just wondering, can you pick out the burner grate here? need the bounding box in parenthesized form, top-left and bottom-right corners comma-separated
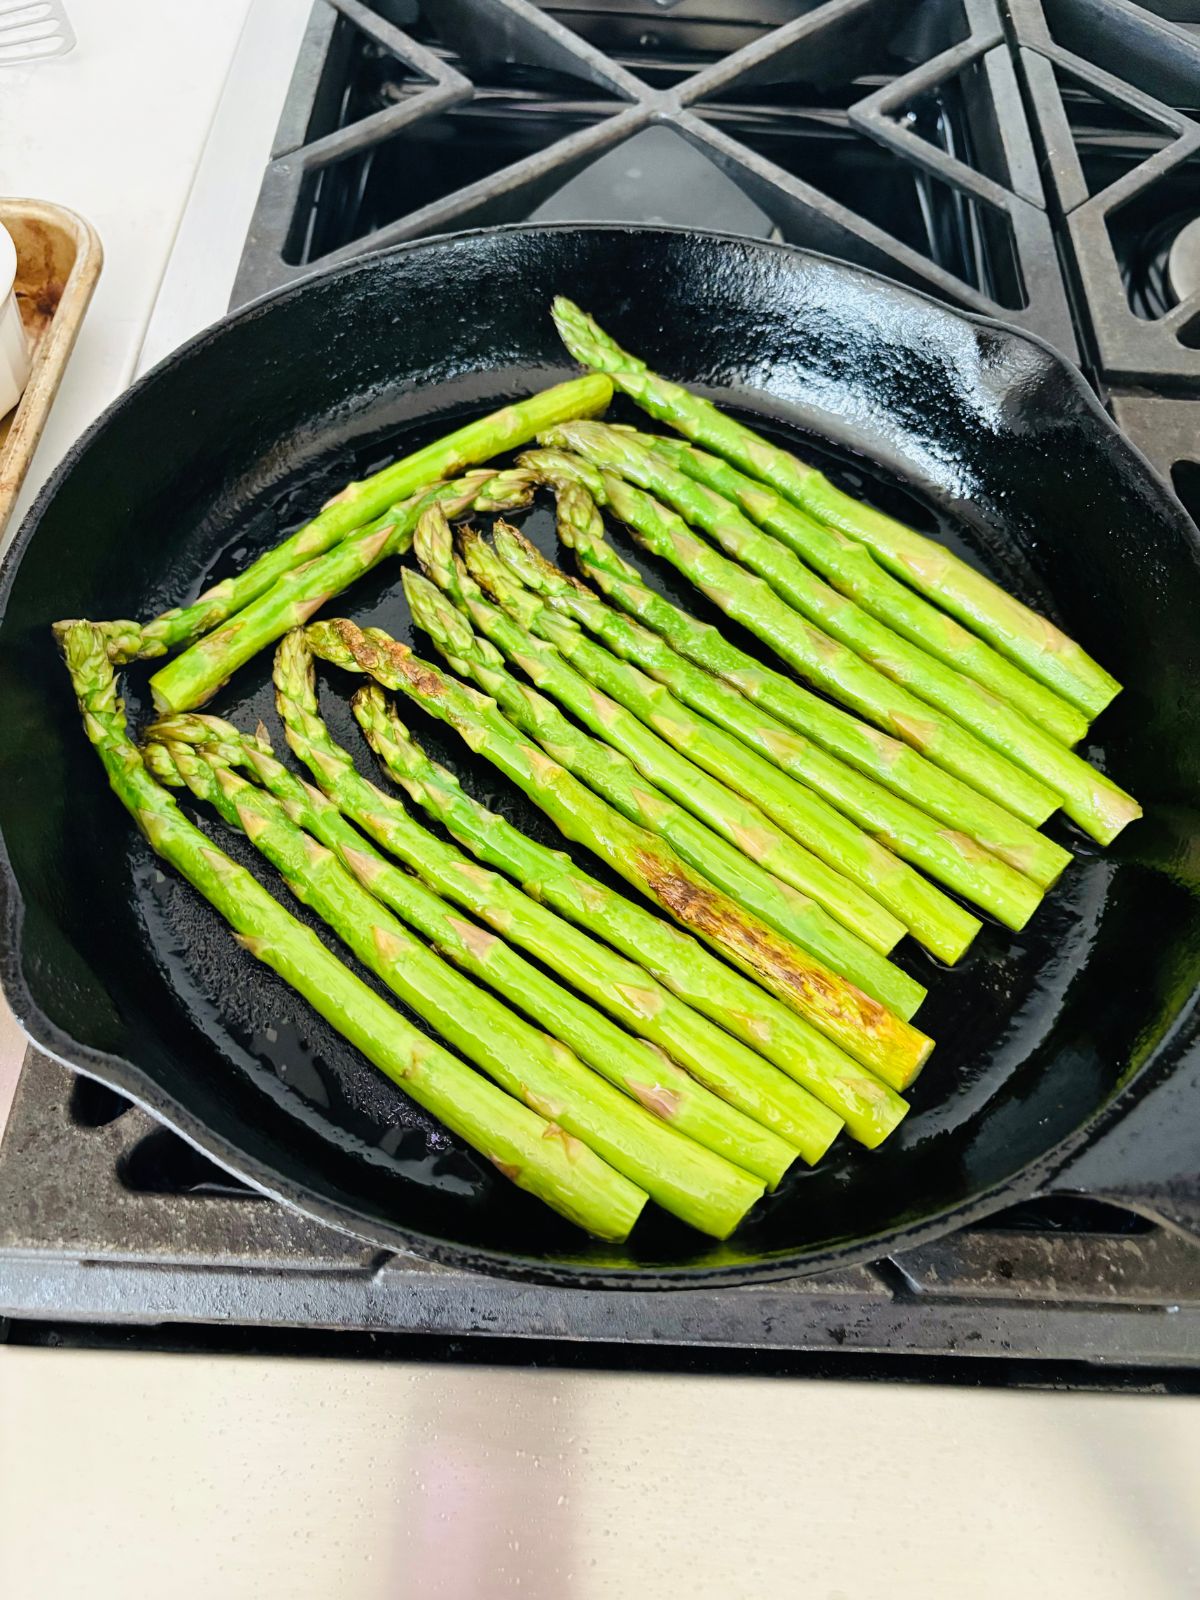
(233, 0, 1078, 355)
(1010, 0, 1200, 385)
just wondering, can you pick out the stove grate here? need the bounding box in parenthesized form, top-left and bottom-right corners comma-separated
(232, 0, 1078, 355)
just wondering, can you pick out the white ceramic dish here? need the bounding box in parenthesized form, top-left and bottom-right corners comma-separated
(0, 220, 30, 418)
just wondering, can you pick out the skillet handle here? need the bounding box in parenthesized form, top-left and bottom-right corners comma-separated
(1039, 1042, 1200, 1242)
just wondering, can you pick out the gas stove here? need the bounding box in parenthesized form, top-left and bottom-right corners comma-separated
(3, 0, 1200, 1374)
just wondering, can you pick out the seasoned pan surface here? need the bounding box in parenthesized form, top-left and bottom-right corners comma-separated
(2, 225, 1197, 1285)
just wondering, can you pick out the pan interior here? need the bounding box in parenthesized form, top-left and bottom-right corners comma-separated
(2, 227, 1198, 1279)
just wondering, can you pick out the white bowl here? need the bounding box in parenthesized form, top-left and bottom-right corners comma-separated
(0, 221, 31, 420)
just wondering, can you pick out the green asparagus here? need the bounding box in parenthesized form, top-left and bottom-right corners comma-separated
(415, 508, 918, 986)
(306, 614, 930, 1095)
(147, 470, 535, 714)
(264, 628, 838, 1166)
(148, 708, 799, 1189)
(493, 505, 1043, 934)
(349, 678, 910, 1146)
(650, 434, 1088, 746)
(526, 446, 1057, 827)
(550, 297, 1120, 718)
(54, 619, 642, 1240)
(460, 519, 924, 956)
(532, 462, 1070, 890)
(101, 374, 612, 665)
(548, 422, 1139, 847)
(147, 737, 761, 1238)
(484, 506, 986, 961)
(405, 542, 924, 1021)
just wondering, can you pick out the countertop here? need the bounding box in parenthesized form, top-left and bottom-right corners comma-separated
(2, 1349, 1199, 1599)
(0, 8, 1197, 1598)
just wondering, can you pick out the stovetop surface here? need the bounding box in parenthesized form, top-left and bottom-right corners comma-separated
(4, 0, 1200, 1369)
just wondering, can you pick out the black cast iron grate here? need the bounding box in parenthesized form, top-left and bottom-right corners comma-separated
(1008, 0, 1200, 386)
(232, 0, 1079, 355)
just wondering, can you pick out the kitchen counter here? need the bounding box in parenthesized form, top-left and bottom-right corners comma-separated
(2, 1348, 1198, 1599)
(0, 8, 1197, 1598)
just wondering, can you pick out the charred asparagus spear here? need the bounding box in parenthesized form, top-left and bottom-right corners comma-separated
(412, 513, 920, 1014)
(404, 549, 923, 1022)
(148, 708, 801, 1188)
(480, 507, 985, 961)
(101, 374, 612, 665)
(531, 460, 1070, 890)
(147, 469, 535, 714)
(550, 297, 1120, 719)
(648, 433, 1087, 746)
(146, 737, 762, 1238)
(547, 422, 1139, 846)
(492, 505, 1042, 935)
(454, 518, 921, 956)
(348, 680, 910, 1146)
(54, 619, 642, 1241)
(305, 615, 929, 1100)
(264, 630, 839, 1164)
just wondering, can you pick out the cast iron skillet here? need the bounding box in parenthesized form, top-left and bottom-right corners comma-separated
(2, 225, 1199, 1287)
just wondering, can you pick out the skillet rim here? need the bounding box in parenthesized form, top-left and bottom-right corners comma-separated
(1, 220, 1195, 1288)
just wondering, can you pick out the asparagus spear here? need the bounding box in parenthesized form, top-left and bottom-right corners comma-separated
(457, 519, 922, 957)
(482, 510, 984, 962)
(493, 507, 1043, 934)
(527, 447, 1057, 829)
(544, 425, 1065, 832)
(406, 539, 923, 1021)
(533, 461, 1070, 890)
(550, 297, 1120, 718)
(147, 736, 761, 1239)
(264, 632, 842, 1161)
(54, 619, 642, 1241)
(415, 509, 916, 987)
(306, 614, 929, 1098)
(649, 434, 1088, 746)
(147, 470, 535, 714)
(349, 679, 909, 1146)
(148, 710, 798, 1190)
(101, 374, 613, 665)
(548, 422, 1139, 847)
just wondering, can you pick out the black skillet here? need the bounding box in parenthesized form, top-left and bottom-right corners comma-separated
(2, 225, 1199, 1287)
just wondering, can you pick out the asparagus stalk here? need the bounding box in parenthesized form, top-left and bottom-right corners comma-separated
(526, 447, 1057, 829)
(548, 422, 1139, 847)
(147, 470, 535, 714)
(54, 619, 642, 1241)
(149, 709, 798, 1190)
(484, 509, 985, 961)
(101, 374, 613, 665)
(459, 519, 920, 958)
(406, 537, 923, 1022)
(260, 634, 843, 1160)
(415, 509, 916, 985)
(349, 678, 910, 1146)
(550, 297, 1120, 718)
(545, 425, 1064, 832)
(650, 434, 1088, 746)
(147, 736, 761, 1239)
(493, 507, 1043, 934)
(306, 614, 928, 1100)
(534, 462, 1071, 890)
